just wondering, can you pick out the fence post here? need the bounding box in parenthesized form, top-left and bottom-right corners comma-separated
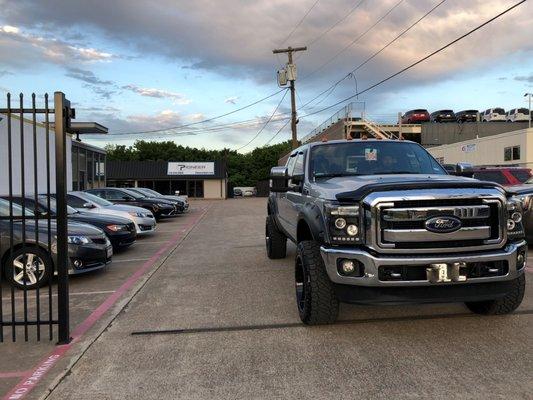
(54, 92, 70, 344)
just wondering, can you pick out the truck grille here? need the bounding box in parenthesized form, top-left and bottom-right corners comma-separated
(376, 198, 504, 253)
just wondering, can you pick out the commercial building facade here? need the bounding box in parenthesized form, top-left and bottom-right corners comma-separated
(106, 160, 227, 199)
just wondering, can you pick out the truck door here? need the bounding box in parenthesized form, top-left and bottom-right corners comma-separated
(276, 152, 297, 236)
(283, 150, 307, 241)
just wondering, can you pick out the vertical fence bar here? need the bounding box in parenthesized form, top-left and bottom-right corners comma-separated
(54, 92, 70, 344)
(7, 93, 16, 342)
(45, 94, 53, 340)
(32, 93, 41, 341)
(20, 93, 29, 341)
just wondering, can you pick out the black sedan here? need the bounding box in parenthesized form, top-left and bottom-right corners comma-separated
(455, 110, 479, 123)
(0, 198, 112, 289)
(126, 187, 187, 213)
(85, 188, 178, 220)
(7, 196, 137, 250)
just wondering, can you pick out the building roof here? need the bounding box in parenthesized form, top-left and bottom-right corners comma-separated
(107, 160, 226, 180)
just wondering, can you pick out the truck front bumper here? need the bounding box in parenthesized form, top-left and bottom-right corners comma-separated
(321, 241, 527, 304)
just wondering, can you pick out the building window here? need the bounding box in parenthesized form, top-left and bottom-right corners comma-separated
(504, 146, 520, 161)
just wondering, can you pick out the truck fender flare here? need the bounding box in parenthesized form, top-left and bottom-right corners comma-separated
(297, 202, 326, 243)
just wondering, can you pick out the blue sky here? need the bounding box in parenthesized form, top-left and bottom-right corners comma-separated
(0, 0, 532, 152)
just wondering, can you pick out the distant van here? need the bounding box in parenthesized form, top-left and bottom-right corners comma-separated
(482, 108, 506, 122)
(506, 108, 530, 122)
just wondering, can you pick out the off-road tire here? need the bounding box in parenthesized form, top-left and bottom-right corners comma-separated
(295, 241, 339, 325)
(265, 215, 286, 259)
(465, 274, 525, 315)
(4, 246, 52, 290)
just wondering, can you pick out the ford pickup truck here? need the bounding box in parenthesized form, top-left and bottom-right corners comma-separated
(266, 139, 526, 325)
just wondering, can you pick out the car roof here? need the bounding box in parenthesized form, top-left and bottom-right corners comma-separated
(293, 138, 418, 154)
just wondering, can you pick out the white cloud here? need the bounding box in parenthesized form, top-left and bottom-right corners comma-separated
(122, 84, 191, 105)
(224, 96, 239, 104)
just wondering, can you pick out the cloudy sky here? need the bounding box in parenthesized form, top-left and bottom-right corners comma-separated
(0, 0, 532, 151)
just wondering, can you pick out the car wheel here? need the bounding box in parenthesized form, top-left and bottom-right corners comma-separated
(265, 215, 287, 259)
(295, 241, 339, 325)
(3, 247, 52, 290)
(465, 274, 525, 315)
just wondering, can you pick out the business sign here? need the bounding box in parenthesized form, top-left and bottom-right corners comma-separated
(461, 144, 476, 153)
(167, 162, 215, 176)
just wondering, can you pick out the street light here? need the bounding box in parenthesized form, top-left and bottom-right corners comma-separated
(525, 93, 532, 129)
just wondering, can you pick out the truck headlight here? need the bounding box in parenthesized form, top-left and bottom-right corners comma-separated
(507, 197, 525, 239)
(324, 202, 362, 244)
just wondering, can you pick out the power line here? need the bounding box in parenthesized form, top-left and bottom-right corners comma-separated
(300, 0, 366, 50)
(279, 0, 321, 46)
(299, 0, 526, 120)
(110, 89, 285, 135)
(350, 0, 447, 75)
(301, 0, 406, 81)
(264, 119, 291, 147)
(235, 89, 289, 151)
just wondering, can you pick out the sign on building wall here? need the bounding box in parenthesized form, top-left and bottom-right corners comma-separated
(167, 162, 215, 176)
(461, 143, 476, 153)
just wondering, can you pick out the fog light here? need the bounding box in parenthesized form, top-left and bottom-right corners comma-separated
(507, 219, 516, 230)
(511, 211, 522, 223)
(346, 224, 358, 236)
(73, 259, 83, 269)
(341, 260, 355, 274)
(335, 218, 347, 229)
(517, 253, 525, 267)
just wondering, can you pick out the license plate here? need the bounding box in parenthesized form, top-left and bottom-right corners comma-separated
(106, 246, 113, 258)
(427, 263, 467, 283)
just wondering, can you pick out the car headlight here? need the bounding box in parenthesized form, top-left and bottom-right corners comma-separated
(324, 202, 362, 244)
(106, 224, 128, 232)
(67, 235, 91, 245)
(128, 211, 144, 218)
(517, 194, 532, 211)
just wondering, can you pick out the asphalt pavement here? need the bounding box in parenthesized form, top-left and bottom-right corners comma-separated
(37, 198, 532, 400)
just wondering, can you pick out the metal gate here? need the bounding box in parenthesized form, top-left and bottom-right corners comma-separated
(0, 92, 72, 343)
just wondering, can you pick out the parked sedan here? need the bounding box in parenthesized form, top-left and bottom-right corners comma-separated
(401, 109, 430, 124)
(0, 198, 112, 289)
(66, 191, 156, 235)
(7, 196, 137, 250)
(127, 188, 188, 213)
(430, 110, 456, 123)
(86, 188, 177, 220)
(455, 109, 479, 123)
(131, 187, 189, 211)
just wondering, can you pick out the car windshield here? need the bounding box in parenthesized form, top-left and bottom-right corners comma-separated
(79, 192, 114, 207)
(0, 198, 35, 217)
(141, 188, 161, 197)
(122, 189, 144, 199)
(38, 196, 78, 215)
(128, 188, 152, 197)
(310, 142, 446, 178)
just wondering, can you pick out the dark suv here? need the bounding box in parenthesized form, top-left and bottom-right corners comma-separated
(430, 109, 456, 122)
(401, 109, 430, 124)
(266, 139, 526, 325)
(86, 188, 177, 220)
(455, 110, 479, 123)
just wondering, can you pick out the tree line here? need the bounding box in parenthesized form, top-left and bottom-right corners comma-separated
(104, 140, 292, 187)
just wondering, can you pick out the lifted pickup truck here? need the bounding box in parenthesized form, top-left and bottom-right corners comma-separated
(266, 139, 526, 325)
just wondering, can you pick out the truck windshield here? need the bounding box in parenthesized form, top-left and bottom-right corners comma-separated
(310, 141, 446, 178)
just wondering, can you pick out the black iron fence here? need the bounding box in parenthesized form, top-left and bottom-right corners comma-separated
(0, 92, 71, 343)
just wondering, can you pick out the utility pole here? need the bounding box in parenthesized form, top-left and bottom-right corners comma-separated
(273, 46, 306, 149)
(525, 93, 532, 129)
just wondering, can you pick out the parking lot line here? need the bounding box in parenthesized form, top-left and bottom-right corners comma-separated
(2, 205, 211, 400)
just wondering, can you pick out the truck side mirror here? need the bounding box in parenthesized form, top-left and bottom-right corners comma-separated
(453, 163, 474, 177)
(270, 166, 289, 193)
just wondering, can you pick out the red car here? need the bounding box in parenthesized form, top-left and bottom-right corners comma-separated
(401, 109, 430, 124)
(472, 167, 532, 186)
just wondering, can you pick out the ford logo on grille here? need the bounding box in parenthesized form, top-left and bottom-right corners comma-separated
(425, 216, 462, 233)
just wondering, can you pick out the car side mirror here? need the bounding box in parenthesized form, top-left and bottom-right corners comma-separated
(452, 163, 474, 177)
(122, 196, 132, 201)
(270, 166, 289, 193)
(82, 202, 95, 209)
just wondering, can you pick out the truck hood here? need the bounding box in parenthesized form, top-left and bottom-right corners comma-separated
(309, 174, 501, 201)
